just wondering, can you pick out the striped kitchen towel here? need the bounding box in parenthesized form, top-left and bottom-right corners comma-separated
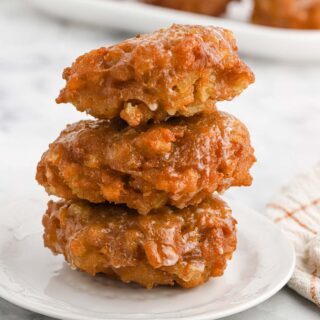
(266, 164, 320, 307)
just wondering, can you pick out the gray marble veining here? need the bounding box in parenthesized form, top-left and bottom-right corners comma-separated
(0, 0, 319, 319)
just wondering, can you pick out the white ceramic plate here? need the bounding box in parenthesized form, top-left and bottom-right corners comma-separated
(27, 0, 320, 61)
(0, 195, 295, 320)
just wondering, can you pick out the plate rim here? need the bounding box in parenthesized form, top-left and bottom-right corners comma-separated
(25, 0, 320, 62)
(0, 197, 295, 320)
(27, 0, 320, 38)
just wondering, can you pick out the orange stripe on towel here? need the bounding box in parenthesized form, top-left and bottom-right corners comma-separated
(267, 203, 317, 235)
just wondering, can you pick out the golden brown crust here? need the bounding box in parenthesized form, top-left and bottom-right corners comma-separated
(36, 111, 256, 215)
(56, 24, 254, 126)
(43, 196, 237, 288)
(143, 0, 233, 16)
(252, 0, 320, 29)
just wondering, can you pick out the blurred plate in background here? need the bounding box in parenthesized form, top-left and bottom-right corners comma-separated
(28, 0, 320, 62)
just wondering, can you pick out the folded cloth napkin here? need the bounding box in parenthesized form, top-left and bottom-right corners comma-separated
(266, 164, 320, 307)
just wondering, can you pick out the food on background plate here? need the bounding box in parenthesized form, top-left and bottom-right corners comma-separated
(56, 24, 254, 126)
(252, 0, 320, 29)
(36, 111, 255, 215)
(37, 24, 255, 289)
(142, 0, 234, 17)
(43, 195, 237, 288)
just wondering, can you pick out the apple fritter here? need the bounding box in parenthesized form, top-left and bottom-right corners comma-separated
(43, 195, 237, 288)
(36, 111, 255, 215)
(56, 24, 254, 126)
(143, 0, 233, 17)
(252, 0, 320, 29)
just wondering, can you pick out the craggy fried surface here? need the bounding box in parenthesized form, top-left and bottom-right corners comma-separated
(143, 0, 233, 16)
(56, 24, 254, 126)
(252, 0, 320, 29)
(43, 196, 237, 288)
(36, 111, 256, 215)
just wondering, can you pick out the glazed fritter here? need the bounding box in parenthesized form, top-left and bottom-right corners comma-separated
(56, 24, 254, 126)
(43, 196, 237, 288)
(252, 0, 320, 29)
(143, 0, 233, 17)
(36, 111, 255, 215)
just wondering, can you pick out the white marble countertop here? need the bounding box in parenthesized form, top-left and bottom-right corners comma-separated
(0, 0, 319, 319)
